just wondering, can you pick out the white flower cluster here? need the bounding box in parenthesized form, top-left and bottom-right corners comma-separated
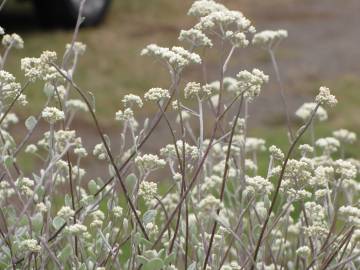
(2, 33, 24, 49)
(0, 70, 27, 106)
(315, 137, 340, 155)
(188, 0, 227, 17)
(246, 137, 266, 153)
(15, 177, 34, 196)
(184, 81, 215, 99)
(179, 28, 213, 48)
(252, 29, 288, 49)
(144, 88, 170, 102)
(139, 181, 158, 204)
(295, 102, 327, 122)
(21, 51, 61, 82)
(42, 106, 65, 124)
(315, 86, 337, 107)
(65, 223, 88, 235)
(245, 176, 273, 195)
(141, 44, 201, 71)
(122, 94, 143, 108)
(333, 129, 357, 144)
(135, 154, 166, 171)
(236, 69, 269, 101)
(225, 31, 249, 48)
(160, 140, 199, 160)
(65, 41, 87, 55)
(93, 142, 108, 160)
(19, 239, 41, 253)
(66, 99, 88, 112)
(269, 145, 284, 161)
(57, 206, 75, 220)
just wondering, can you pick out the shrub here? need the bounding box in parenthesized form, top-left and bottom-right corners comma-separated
(0, 1, 359, 269)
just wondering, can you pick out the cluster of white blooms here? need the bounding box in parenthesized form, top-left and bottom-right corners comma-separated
(269, 145, 284, 161)
(90, 210, 105, 228)
(225, 31, 249, 48)
(0, 70, 27, 106)
(0, 113, 18, 128)
(135, 154, 166, 171)
(295, 102, 328, 122)
(21, 51, 61, 82)
(245, 176, 273, 195)
(194, 9, 254, 34)
(36, 202, 48, 213)
(160, 140, 199, 160)
(57, 206, 75, 220)
(65, 223, 88, 235)
(15, 177, 34, 196)
(315, 86, 337, 107)
(145, 222, 159, 238)
(41, 106, 65, 124)
(198, 194, 222, 213)
(335, 159, 357, 180)
(296, 246, 311, 258)
(122, 94, 143, 108)
(188, 0, 227, 17)
(19, 239, 41, 253)
(25, 144, 38, 154)
(246, 137, 266, 153)
(252, 29, 288, 49)
(315, 137, 340, 155)
(66, 99, 88, 112)
(141, 44, 201, 71)
(115, 108, 134, 122)
(299, 144, 314, 156)
(184, 81, 215, 99)
(2, 33, 24, 49)
(93, 142, 108, 160)
(339, 205, 360, 224)
(236, 69, 269, 100)
(333, 129, 357, 144)
(112, 206, 123, 218)
(179, 28, 213, 48)
(139, 181, 158, 204)
(144, 88, 170, 102)
(65, 41, 87, 55)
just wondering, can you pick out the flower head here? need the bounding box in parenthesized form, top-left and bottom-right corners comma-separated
(42, 107, 64, 124)
(315, 86, 337, 107)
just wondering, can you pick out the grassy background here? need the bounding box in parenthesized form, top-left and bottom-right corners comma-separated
(2, 0, 359, 175)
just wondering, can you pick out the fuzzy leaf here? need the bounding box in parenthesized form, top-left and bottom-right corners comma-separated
(25, 116, 37, 131)
(52, 216, 65, 230)
(143, 258, 164, 270)
(143, 209, 157, 225)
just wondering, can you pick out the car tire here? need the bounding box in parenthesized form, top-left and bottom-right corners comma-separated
(33, 0, 111, 27)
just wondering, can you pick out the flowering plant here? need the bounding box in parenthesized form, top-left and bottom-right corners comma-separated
(0, 1, 358, 269)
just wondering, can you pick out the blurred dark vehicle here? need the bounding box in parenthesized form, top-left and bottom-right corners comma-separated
(31, 0, 112, 27)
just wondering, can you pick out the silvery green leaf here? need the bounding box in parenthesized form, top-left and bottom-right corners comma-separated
(136, 255, 149, 264)
(25, 116, 37, 131)
(142, 209, 157, 225)
(65, 194, 72, 207)
(88, 179, 98, 194)
(58, 244, 72, 263)
(187, 262, 196, 270)
(125, 173, 137, 193)
(164, 252, 176, 265)
(143, 258, 164, 270)
(32, 213, 43, 233)
(52, 216, 65, 230)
